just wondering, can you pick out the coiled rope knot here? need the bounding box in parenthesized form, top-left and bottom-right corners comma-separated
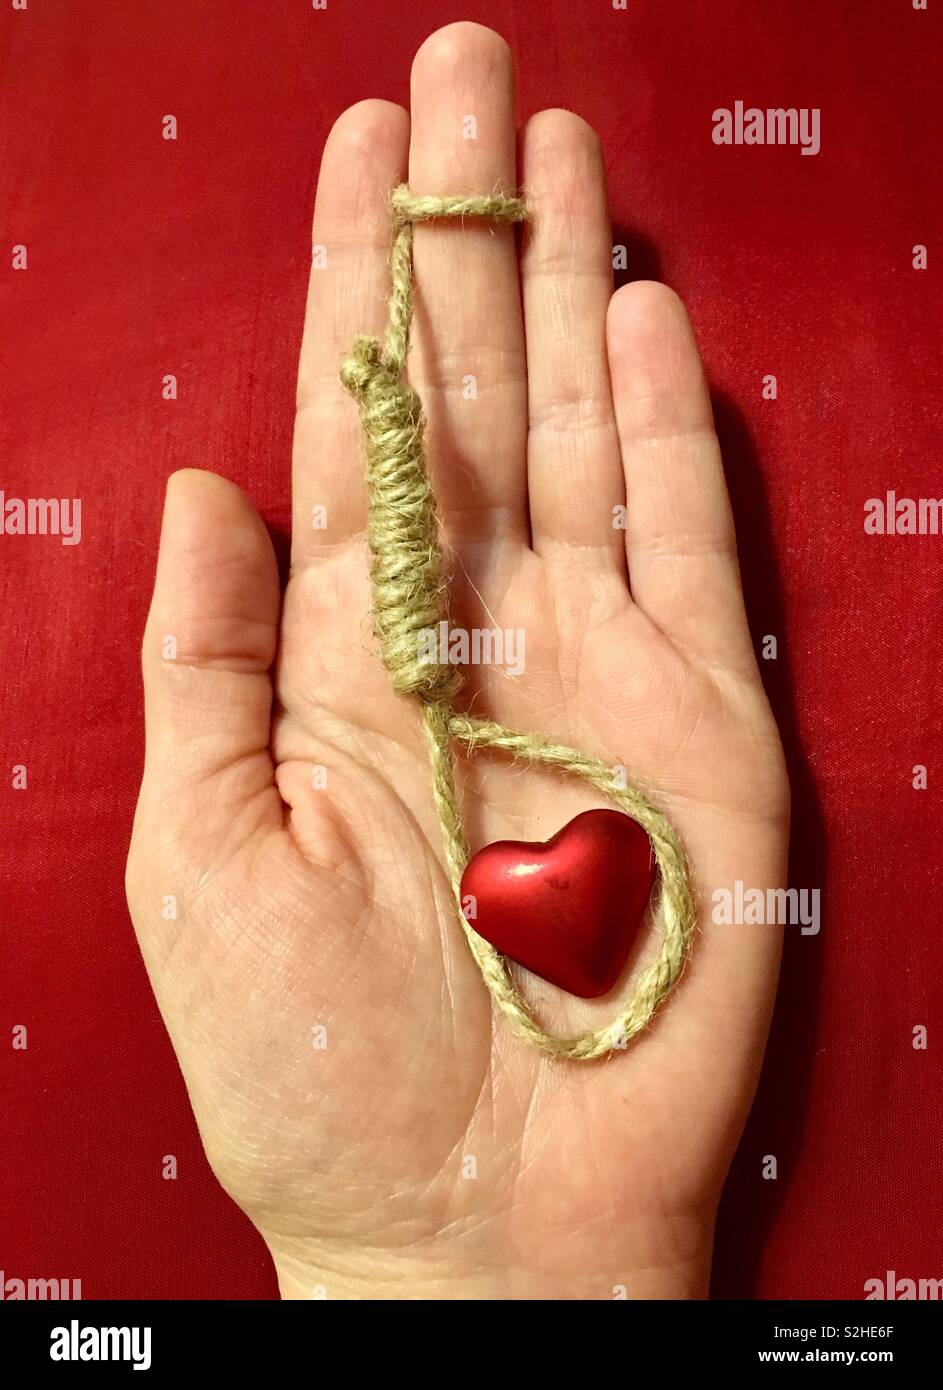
(338, 185, 697, 1060)
(338, 334, 397, 398)
(340, 325, 462, 706)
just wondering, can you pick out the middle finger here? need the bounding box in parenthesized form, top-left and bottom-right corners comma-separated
(407, 23, 529, 547)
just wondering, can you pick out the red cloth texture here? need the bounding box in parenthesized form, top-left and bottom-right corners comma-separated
(1, 1, 940, 1298)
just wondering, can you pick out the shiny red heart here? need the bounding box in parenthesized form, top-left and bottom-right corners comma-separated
(460, 808, 656, 999)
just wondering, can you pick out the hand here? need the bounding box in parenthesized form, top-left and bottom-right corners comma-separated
(126, 22, 789, 1300)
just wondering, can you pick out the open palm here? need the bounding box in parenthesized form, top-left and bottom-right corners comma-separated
(126, 23, 788, 1300)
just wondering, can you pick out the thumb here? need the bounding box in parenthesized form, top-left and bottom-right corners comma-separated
(135, 469, 282, 835)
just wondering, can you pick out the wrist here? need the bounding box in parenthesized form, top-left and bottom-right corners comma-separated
(266, 1213, 714, 1300)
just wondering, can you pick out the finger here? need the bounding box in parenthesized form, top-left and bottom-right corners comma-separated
(293, 100, 409, 565)
(408, 22, 529, 544)
(607, 282, 755, 672)
(520, 109, 625, 573)
(138, 470, 282, 829)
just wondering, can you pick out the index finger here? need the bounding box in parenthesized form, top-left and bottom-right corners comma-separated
(292, 99, 409, 567)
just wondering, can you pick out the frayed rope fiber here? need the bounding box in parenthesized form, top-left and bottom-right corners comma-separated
(340, 185, 696, 1060)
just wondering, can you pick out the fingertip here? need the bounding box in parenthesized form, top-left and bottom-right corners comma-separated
(607, 280, 692, 355)
(162, 467, 258, 530)
(607, 282, 712, 435)
(412, 21, 512, 86)
(151, 470, 280, 671)
(164, 466, 244, 505)
(522, 107, 602, 167)
(159, 469, 269, 562)
(324, 99, 409, 167)
(409, 23, 516, 181)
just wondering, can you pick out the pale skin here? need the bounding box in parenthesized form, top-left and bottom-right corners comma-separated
(126, 24, 789, 1299)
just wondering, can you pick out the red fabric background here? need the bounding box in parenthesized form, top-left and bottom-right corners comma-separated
(2, 0, 941, 1300)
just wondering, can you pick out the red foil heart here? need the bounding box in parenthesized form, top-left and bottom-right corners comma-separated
(460, 809, 656, 999)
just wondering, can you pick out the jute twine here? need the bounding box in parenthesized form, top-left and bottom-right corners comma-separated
(340, 185, 696, 1059)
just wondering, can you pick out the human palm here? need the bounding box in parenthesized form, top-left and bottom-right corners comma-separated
(127, 23, 788, 1300)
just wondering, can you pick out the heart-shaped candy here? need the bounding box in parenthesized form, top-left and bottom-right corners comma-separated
(460, 808, 656, 999)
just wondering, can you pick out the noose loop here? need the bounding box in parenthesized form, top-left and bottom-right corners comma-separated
(340, 185, 696, 1059)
